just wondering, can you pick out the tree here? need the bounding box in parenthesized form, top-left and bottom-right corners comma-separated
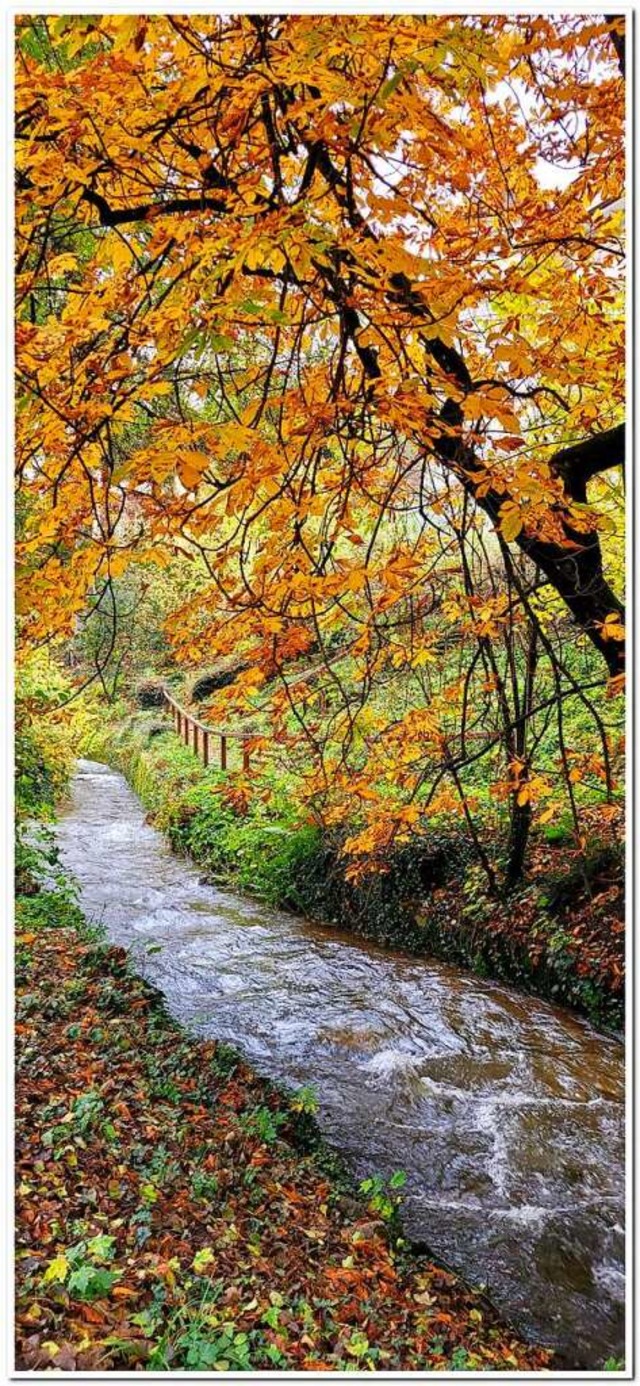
(15, 14, 625, 881)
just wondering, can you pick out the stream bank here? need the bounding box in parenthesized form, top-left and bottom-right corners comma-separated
(100, 711, 624, 1032)
(16, 859, 547, 1373)
(49, 758, 625, 1367)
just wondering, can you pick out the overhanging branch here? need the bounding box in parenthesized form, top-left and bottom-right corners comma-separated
(551, 424, 625, 501)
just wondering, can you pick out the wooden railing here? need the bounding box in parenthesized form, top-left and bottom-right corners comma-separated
(162, 689, 252, 772)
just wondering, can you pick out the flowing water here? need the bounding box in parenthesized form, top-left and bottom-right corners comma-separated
(56, 760, 625, 1367)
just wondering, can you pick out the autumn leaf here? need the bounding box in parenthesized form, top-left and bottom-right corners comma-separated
(499, 503, 524, 542)
(43, 1255, 69, 1285)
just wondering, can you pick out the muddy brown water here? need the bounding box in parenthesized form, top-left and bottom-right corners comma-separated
(56, 760, 625, 1367)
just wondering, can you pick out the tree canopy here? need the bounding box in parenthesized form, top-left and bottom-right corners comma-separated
(16, 13, 625, 878)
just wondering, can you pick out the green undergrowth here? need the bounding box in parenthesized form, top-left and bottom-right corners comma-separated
(86, 713, 467, 932)
(15, 652, 103, 897)
(16, 835, 549, 1373)
(87, 711, 623, 1032)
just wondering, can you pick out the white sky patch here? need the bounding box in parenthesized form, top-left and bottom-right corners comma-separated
(533, 158, 584, 191)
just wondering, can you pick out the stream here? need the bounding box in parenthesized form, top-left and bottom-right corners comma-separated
(56, 760, 625, 1367)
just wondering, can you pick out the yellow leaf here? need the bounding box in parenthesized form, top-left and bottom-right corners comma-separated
(48, 253, 77, 276)
(178, 452, 208, 490)
(43, 1255, 69, 1284)
(112, 15, 140, 50)
(600, 615, 625, 641)
(244, 243, 266, 272)
(500, 505, 524, 543)
(110, 238, 132, 273)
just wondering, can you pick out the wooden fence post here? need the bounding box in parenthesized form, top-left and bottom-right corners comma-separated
(161, 688, 255, 779)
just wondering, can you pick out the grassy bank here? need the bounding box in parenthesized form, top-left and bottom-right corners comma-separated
(93, 711, 623, 1033)
(15, 853, 549, 1373)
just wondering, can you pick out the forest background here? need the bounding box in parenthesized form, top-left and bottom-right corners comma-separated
(14, 11, 628, 1026)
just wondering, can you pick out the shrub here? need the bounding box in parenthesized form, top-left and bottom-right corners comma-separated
(217, 819, 324, 907)
(15, 654, 78, 821)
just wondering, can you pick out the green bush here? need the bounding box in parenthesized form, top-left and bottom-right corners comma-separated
(218, 819, 323, 906)
(15, 654, 93, 892)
